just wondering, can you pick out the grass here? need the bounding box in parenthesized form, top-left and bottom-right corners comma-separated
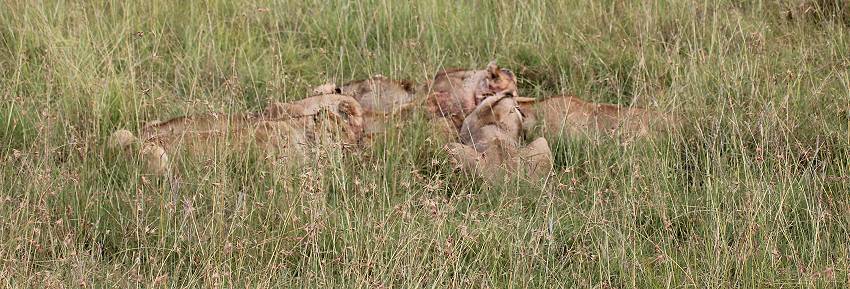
(1, 0, 849, 287)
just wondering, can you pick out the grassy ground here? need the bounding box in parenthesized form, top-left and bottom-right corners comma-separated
(1, 0, 849, 287)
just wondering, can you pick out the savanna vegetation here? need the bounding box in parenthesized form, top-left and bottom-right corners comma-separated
(1, 0, 849, 287)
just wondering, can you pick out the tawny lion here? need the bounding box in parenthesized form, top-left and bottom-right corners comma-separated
(445, 137, 553, 184)
(109, 92, 365, 175)
(445, 92, 553, 184)
(319, 75, 419, 136)
(523, 95, 676, 142)
(425, 61, 518, 130)
(312, 61, 517, 144)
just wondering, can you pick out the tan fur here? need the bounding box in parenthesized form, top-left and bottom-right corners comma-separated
(140, 143, 170, 175)
(336, 75, 417, 114)
(313, 75, 419, 138)
(458, 93, 525, 152)
(528, 95, 674, 141)
(262, 93, 365, 143)
(446, 137, 552, 184)
(424, 61, 518, 129)
(110, 93, 364, 174)
(446, 90, 552, 184)
(309, 63, 518, 145)
(108, 129, 136, 149)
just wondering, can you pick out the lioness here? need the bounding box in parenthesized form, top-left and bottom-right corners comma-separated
(446, 137, 553, 184)
(425, 61, 518, 129)
(458, 92, 526, 152)
(109, 93, 365, 174)
(446, 92, 553, 183)
(262, 93, 365, 143)
(335, 75, 417, 114)
(310, 62, 517, 143)
(523, 95, 674, 141)
(318, 75, 419, 136)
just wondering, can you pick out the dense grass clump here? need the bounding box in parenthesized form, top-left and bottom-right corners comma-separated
(1, 0, 848, 287)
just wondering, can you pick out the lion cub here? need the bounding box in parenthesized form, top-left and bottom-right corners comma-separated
(109, 93, 365, 175)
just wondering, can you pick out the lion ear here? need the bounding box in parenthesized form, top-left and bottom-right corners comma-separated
(486, 60, 500, 78)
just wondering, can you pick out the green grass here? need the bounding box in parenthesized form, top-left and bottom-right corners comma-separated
(1, 0, 849, 287)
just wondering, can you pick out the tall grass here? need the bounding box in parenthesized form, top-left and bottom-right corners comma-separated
(1, 0, 848, 287)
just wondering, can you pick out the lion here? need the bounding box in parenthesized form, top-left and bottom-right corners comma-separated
(319, 75, 419, 137)
(109, 93, 365, 175)
(457, 92, 526, 152)
(522, 95, 675, 142)
(261, 93, 365, 143)
(311, 62, 516, 144)
(445, 137, 553, 184)
(425, 61, 518, 130)
(334, 75, 417, 114)
(303, 61, 518, 145)
(445, 92, 553, 183)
